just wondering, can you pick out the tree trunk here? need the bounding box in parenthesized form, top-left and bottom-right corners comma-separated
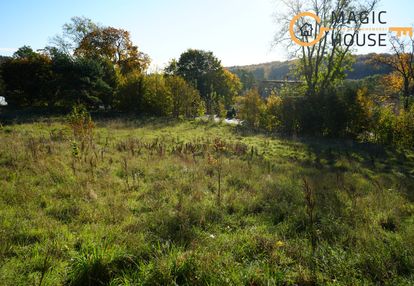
(403, 78, 410, 110)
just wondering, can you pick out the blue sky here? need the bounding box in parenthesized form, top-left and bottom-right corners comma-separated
(0, 0, 412, 68)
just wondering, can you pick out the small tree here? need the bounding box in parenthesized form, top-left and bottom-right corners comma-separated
(116, 73, 144, 112)
(263, 94, 283, 132)
(372, 34, 414, 110)
(236, 89, 265, 128)
(165, 76, 205, 118)
(141, 74, 172, 116)
(67, 104, 95, 155)
(75, 27, 150, 75)
(165, 49, 241, 114)
(274, 0, 379, 96)
(51, 16, 99, 55)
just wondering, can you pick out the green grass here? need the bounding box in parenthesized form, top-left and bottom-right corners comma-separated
(0, 117, 413, 285)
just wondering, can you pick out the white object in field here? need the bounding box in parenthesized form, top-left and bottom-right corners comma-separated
(196, 115, 241, 125)
(0, 96, 7, 106)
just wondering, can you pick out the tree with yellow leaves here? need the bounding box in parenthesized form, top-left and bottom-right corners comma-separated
(235, 89, 265, 128)
(372, 34, 414, 109)
(75, 27, 150, 75)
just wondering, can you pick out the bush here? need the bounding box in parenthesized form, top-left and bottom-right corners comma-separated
(67, 104, 94, 153)
(141, 74, 173, 116)
(268, 95, 301, 134)
(260, 85, 373, 137)
(117, 73, 182, 117)
(393, 106, 414, 148)
(373, 106, 395, 145)
(235, 89, 265, 128)
(260, 94, 282, 132)
(116, 73, 144, 112)
(373, 104, 414, 148)
(165, 75, 205, 118)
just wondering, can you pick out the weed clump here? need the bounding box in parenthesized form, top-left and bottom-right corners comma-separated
(67, 104, 95, 155)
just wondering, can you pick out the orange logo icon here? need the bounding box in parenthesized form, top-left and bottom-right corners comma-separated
(289, 12, 330, 47)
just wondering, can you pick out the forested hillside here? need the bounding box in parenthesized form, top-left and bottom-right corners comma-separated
(228, 54, 393, 81)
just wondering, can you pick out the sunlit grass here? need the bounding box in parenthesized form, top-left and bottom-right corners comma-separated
(0, 118, 413, 285)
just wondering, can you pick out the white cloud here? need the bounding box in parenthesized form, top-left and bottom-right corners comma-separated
(0, 48, 17, 55)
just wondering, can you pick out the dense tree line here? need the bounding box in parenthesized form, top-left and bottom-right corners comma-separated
(0, 17, 241, 118)
(0, 56, 7, 98)
(1, 13, 413, 148)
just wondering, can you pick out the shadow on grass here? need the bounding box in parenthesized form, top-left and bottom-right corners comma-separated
(0, 107, 185, 129)
(0, 107, 70, 125)
(233, 125, 414, 197)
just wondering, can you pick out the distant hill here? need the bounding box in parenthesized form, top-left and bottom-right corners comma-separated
(227, 54, 393, 81)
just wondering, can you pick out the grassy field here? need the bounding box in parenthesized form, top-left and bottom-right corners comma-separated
(0, 117, 413, 285)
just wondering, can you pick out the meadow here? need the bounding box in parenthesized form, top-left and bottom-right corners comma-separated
(0, 116, 413, 285)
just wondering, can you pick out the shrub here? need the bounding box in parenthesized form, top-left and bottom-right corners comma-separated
(262, 85, 373, 137)
(117, 73, 184, 117)
(347, 87, 374, 137)
(67, 104, 94, 153)
(141, 74, 173, 116)
(261, 94, 282, 132)
(235, 89, 265, 128)
(210, 94, 227, 118)
(165, 75, 205, 118)
(115, 73, 144, 112)
(265, 94, 305, 134)
(373, 106, 395, 145)
(393, 105, 414, 148)
(373, 104, 414, 148)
